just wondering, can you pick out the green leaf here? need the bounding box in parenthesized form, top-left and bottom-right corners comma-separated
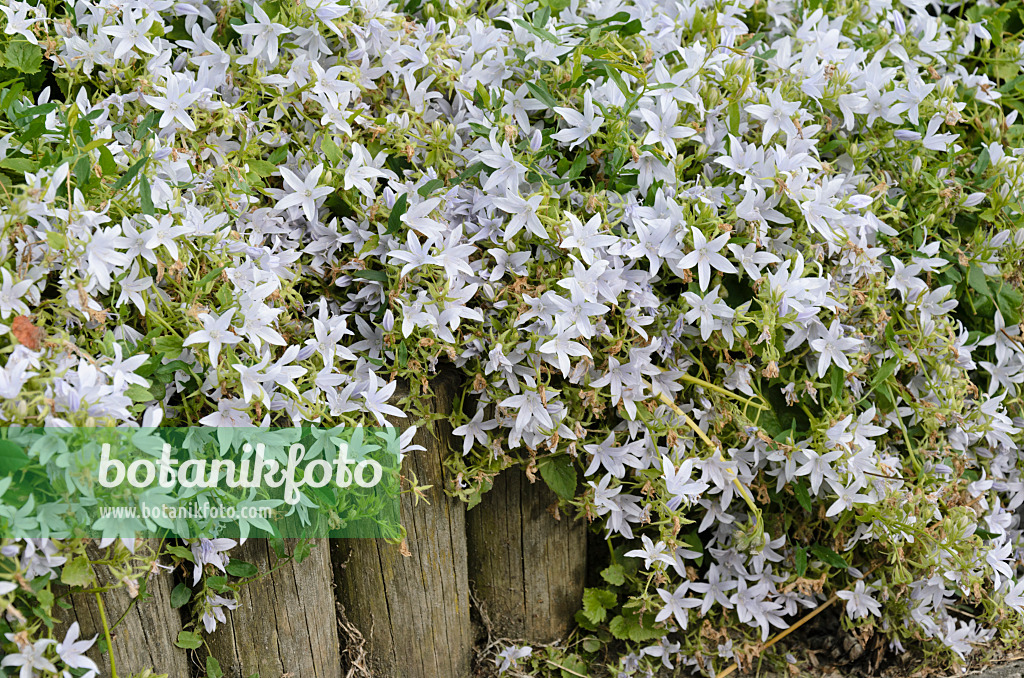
(600, 563, 625, 586)
(74, 155, 92, 188)
(793, 481, 812, 513)
(0, 158, 36, 173)
(386, 192, 409, 236)
(170, 583, 192, 609)
(321, 136, 343, 165)
(36, 587, 53, 610)
(166, 545, 194, 562)
(608, 611, 666, 642)
(565, 153, 587, 180)
(139, 175, 154, 215)
(614, 18, 641, 35)
(581, 588, 616, 624)
(60, 556, 94, 587)
(537, 455, 577, 500)
(830, 365, 843, 402)
(125, 383, 155, 402)
(293, 539, 313, 564)
(267, 146, 288, 164)
(247, 159, 277, 177)
(557, 654, 588, 678)
(525, 81, 557, 109)
(451, 161, 484, 185)
(0, 440, 29, 475)
(810, 544, 848, 570)
(196, 266, 226, 288)
(206, 656, 224, 678)
(350, 269, 388, 283)
(418, 179, 445, 197)
(46, 232, 66, 250)
(870, 357, 900, 392)
(967, 263, 992, 296)
(153, 335, 184, 355)
(513, 17, 558, 43)
(112, 157, 147, 192)
(794, 546, 807, 577)
(174, 631, 203, 650)
(996, 284, 1023, 324)
(2, 40, 42, 75)
(206, 575, 229, 592)
(225, 560, 258, 578)
(97, 146, 116, 175)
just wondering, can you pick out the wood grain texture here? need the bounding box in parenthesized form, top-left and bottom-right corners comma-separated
(332, 372, 473, 678)
(466, 466, 586, 643)
(204, 537, 342, 678)
(52, 541, 191, 678)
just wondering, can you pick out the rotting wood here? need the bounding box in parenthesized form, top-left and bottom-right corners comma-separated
(466, 466, 586, 643)
(52, 540, 190, 678)
(332, 371, 473, 678)
(204, 538, 342, 678)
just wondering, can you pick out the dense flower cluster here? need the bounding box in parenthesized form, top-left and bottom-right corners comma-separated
(0, 0, 1023, 673)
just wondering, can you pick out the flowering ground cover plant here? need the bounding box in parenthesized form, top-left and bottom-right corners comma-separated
(0, 0, 1023, 673)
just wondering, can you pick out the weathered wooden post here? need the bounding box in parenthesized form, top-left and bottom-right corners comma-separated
(53, 540, 191, 678)
(205, 538, 342, 678)
(331, 372, 473, 677)
(466, 467, 587, 643)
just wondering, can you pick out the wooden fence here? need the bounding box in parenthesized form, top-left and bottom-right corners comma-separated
(54, 376, 588, 678)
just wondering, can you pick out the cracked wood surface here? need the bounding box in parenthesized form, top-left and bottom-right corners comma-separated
(466, 465, 586, 643)
(332, 372, 473, 677)
(204, 537, 342, 678)
(52, 540, 190, 678)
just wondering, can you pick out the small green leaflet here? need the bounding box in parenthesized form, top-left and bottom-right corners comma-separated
(600, 563, 625, 586)
(794, 546, 808, 576)
(566, 153, 587, 180)
(350, 269, 388, 283)
(967, 263, 992, 296)
(810, 544, 848, 570)
(247, 159, 277, 177)
(386, 192, 409, 236)
(60, 555, 94, 587)
(226, 560, 258, 578)
(538, 455, 577, 500)
(321, 135, 343, 165)
(514, 18, 558, 43)
(793, 481, 812, 513)
(175, 631, 203, 650)
(139, 175, 154, 215)
(581, 588, 617, 624)
(525, 81, 558, 109)
(112, 157, 147, 192)
(870, 357, 900, 392)
(170, 583, 192, 608)
(418, 179, 445, 197)
(2, 40, 42, 75)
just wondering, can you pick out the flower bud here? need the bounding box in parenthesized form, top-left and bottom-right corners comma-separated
(529, 129, 543, 153)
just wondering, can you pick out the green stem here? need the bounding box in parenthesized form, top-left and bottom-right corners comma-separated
(676, 371, 768, 410)
(95, 592, 118, 678)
